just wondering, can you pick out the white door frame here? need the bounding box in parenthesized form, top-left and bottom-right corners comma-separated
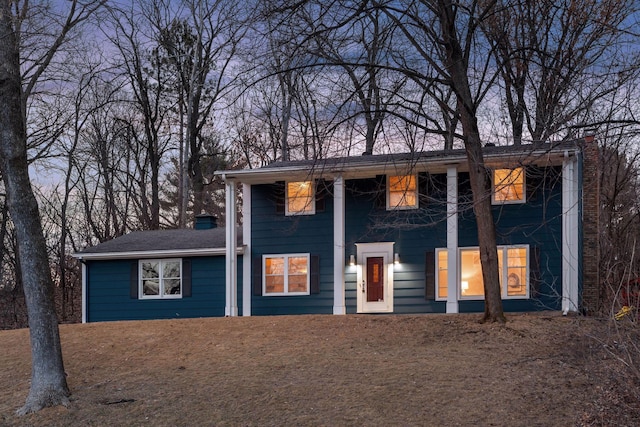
(355, 242, 395, 313)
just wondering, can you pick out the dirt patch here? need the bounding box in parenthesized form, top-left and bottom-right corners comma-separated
(0, 313, 638, 426)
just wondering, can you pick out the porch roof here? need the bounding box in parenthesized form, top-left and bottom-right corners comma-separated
(215, 140, 581, 185)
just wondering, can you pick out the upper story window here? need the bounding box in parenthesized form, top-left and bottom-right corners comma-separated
(263, 254, 310, 295)
(387, 174, 418, 210)
(492, 167, 525, 204)
(286, 181, 315, 215)
(140, 259, 182, 299)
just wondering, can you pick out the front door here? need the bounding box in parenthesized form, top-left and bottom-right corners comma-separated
(366, 257, 384, 302)
(356, 242, 395, 313)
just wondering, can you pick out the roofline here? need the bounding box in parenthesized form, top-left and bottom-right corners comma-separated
(73, 247, 244, 260)
(215, 143, 579, 185)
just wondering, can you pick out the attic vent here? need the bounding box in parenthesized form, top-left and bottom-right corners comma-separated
(195, 213, 217, 230)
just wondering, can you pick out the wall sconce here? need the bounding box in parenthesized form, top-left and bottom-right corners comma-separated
(349, 254, 356, 266)
(394, 253, 400, 264)
(461, 281, 469, 291)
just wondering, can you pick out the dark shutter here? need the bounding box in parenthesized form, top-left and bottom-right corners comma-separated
(525, 166, 537, 202)
(182, 258, 192, 297)
(275, 182, 285, 214)
(425, 251, 435, 300)
(418, 173, 429, 208)
(310, 255, 320, 294)
(374, 175, 386, 209)
(315, 180, 326, 213)
(130, 261, 139, 299)
(530, 246, 541, 298)
(253, 256, 263, 296)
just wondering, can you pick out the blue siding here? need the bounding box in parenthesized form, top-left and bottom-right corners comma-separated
(457, 167, 564, 312)
(251, 182, 334, 315)
(344, 174, 449, 314)
(250, 167, 565, 315)
(86, 256, 243, 322)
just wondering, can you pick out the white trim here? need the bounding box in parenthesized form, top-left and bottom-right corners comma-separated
(446, 166, 459, 313)
(225, 180, 238, 316)
(81, 262, 87, 323)
(138, 259, 183, 299)
(333, 176, 346, 314)
(491, 167, 527, 205)
(562, 155, 580, 314)
(242, 183, 252, 316)
(262, 253, 311, 296)
(73, 247, 234, 261)
(285, 180, 316, 216)
(355, 242, 394, 313)
(386, 174, 418, 210)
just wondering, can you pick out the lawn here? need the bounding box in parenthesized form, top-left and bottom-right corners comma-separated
(1, 313, 638, 426)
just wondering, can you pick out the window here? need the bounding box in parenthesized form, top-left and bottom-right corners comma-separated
(435, 246, 529, 300)
(140, 259, 182, 299)
(387, 174, 418, 210)
(493, 168, 525, 203)
(263, 254, 310, 295)
(286, 181, 315, 215)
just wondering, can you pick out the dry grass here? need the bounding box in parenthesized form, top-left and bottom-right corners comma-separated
(1, 313, 638, 426)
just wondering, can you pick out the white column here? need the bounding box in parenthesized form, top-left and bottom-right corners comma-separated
(242, 183, 252, 316)
(333, 176, 346, 314)
(81, 262, 87, 323)
(225, 179, 238, 316)
(562, 155, 579, 314)
(446, 166, 459, 314)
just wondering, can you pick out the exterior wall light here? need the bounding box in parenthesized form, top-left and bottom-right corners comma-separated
(394, 253, 400, 264)
(349, 254, 356, 266)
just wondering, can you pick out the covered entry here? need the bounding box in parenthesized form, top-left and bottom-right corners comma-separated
(355, 242, 394, 313)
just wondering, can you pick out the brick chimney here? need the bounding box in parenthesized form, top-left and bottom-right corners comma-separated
(194, 213, 217, 230)
(580, 135, 601, 314)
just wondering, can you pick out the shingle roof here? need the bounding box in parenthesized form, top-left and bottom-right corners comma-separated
(76, 227, 242, 256)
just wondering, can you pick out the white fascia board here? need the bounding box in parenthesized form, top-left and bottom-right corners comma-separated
(73, 247, 244, 261)
(215, 148, 572, 185)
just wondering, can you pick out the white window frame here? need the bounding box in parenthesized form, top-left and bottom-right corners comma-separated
(262, 253, 311, 296)
(139, 259, 182, 300)
(386, 174, 418, 210)
(435, 245, 530, 301)
(492, 167, 526, 205)
(285, 181, 316, 216)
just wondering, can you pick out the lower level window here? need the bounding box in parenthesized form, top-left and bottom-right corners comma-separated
(436, 246, 529, 300)
(263, 254, 310, 295)
(140, 259, 182, 299)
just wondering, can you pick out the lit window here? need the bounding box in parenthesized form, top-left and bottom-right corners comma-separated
(263, 254, 310, 295)
(387, 175, 418, 209)
(140, 259, 182, 299)
(436, 249, 448, 300)
(493, 168, 525, 203)
(435, 246, 529, 300)
(286, 181, 315, 215)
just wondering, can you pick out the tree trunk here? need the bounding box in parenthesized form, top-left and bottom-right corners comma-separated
(435, 0, 505, 323)
(0, 4, 70, 414)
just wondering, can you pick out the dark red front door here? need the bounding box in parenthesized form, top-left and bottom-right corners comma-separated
(366, 257, 384, 302)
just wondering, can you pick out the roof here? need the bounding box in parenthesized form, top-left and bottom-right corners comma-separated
(215, 140, 583, 185)
(73, 227, 243, 260)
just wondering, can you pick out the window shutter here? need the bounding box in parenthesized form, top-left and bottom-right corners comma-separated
(310, 255, 320, 294)
(425, 251, 435, 300)
(530, 246, 541, 298)
(130, 261, 139, 299)
(253, 256, 263, 296)
(525, 167, 537, 202)
(182, 258, 192, 297)
(419, 173, 429, 208)
(315, 180, 326, 213)
(374, 175, 386, 209)
(275, 182, 285, 214)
